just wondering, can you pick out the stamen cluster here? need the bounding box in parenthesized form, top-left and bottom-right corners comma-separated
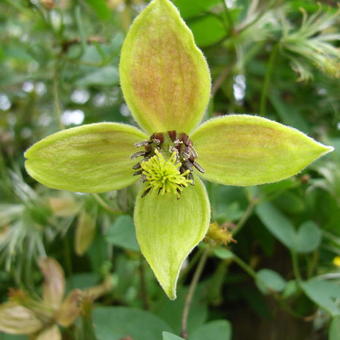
(131, 131, 204, 197)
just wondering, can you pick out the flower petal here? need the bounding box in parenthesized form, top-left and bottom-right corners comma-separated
(120, 0, 211, 133)
(36, 325, 62, 340)
(191, 114, 333, 186)
(0, 302, 43, 334)
(39, 257, 65, 309)
(134, 178, 210, 299)
(25, 123, 147, 193)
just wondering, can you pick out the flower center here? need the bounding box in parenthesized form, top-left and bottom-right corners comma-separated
(131, 131, 204, 198)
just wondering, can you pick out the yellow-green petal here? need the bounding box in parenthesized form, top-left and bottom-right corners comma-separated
(134, 178, 210, 299)
(25, 123, 147, 193)
(191, 114, 333, 186)
(120, 0, 211, 134)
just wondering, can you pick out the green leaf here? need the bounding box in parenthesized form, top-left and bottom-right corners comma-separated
(25, 123, 147, 193)
(173, 0, 220, 18)
(120, 0, 211, 133)
(295, 221, 322, 253)
(84, 0, 111, 20)
(329, 316, 340, 340)
(162, 332, 185, 340)
(93, 307, 172, 340)
(256, 269, 287, 295)
(134, 178, 210, 299)
(213, 247, 234, 260)
(105, 215, 139, 251)
(256, 202, 296, 249)
(76, 66, 119, 87)
(301, 279, 340, 317)
(190, 320, 232, 340)
(189, 15, 227, 47)
(191, 115, 333, 186)
(257, 203, 322, 253)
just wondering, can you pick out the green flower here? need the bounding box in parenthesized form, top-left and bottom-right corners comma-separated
(24, 0, 333, 299)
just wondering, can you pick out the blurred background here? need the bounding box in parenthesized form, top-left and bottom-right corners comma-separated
(0, 0, 339, 339)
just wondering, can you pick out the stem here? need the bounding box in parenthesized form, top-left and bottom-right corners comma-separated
(179, 248, 203, 284)
(291, 250, 302, 283)
(181, 248, 209, 339)
(53, 61, 64, 130)
(232, 199, 257, 236)
(139, 256, 150, 310)
(92, 193, 122, 216)
(232, 254, 257, 280)
(259, 43, 279, 115)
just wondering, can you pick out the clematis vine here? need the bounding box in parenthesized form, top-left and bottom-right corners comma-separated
(25, 0, 333, 299)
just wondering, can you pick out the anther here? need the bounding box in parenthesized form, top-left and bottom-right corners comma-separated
(168, 130, 177, 142)
(132, 163, 141, 170)
(193, 161, 205, 173)
(131, 151, 145, 159)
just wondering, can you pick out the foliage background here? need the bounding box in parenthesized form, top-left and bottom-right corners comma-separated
(0, 0, 339, 339)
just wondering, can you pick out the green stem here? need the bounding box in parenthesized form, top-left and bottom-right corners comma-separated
(259, 43, 279, 115)
(232, 254, 257, 280)
(53, 61, 64, 130)
(291, 250, 302, 283)
(181, 248, 209, 339)
(92, 193, 122, 216)
(232, 199, 257, 236)
(139, 256, 150, 310)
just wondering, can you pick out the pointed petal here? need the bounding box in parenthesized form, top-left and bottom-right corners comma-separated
(38, 257, 65, 309)
(25, 123, 147, 193)
(120, 0, 211, 133)
(56, 290, 82, 327)
(134, 178, 210, 299)
(75, 210, 96, 256)
(191, 115, 333, 186)
(0, 302, 43, 334)
(36, 325, 62, 340)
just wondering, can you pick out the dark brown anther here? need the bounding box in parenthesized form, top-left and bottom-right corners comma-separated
(152, 132, 164, 145)
(168, 130, 177, 142)
(132, 163, 141, 170)
(135, 140, 150, 147)
(131, 151, 145, 159)
(133, 170, 143, 176)
(141, 187, 152, 198)
(179, 133, 190, 145)
(193, 161, 205, 173)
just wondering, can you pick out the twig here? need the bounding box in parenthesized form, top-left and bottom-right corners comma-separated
(180, 248, 210, 339)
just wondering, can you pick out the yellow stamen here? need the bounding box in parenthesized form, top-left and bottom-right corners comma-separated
(141, 149, 192, 197)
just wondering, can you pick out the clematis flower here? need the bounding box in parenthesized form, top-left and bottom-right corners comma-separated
(24, 0, 333, 299)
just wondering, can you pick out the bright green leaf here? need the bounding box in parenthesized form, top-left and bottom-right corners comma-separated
(105, 215, 139, 251)
(173, 0, 220, 18)
(191, 115, 333, 186)
(25, 123, 147, 193)
(190, 320, 232, 340)
(134, 178, 210, 299)
(189, 15, 227, 47)
(84, 0, 111, 20)
(93, 307, 172, 340)
(120, 0, 211, 133)
(162, 332, 185, 340)
(301, 279, 340, 317)
(256, 269, 287, 295)
(329, 316, 340, 340)
(295, 221, 322, 253)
